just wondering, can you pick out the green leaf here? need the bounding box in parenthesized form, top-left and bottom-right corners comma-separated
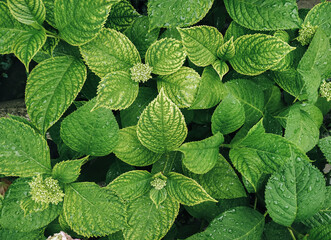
(157, 67, 201, 108)
(217, 36, 235, 60)
(113, 126, 162, 167)
(148, 0, 214, 29)
(262, 221, 292, 240)
(308, 225, 331, 240)
(106, 158, 135, 184)
(211, 93, 245, 135)
(80, 28, 140, 78)
(94, 71, 139, 110)
(149, 188, 167, 207)
(64, 182, 126, 237)
(224, 0, 301, 31)
(0, 118, 51, 177)
(190, 66, 224, 110)
(178, 26, 223, 67)
(123, 194, 179, 240)
(52, 157, 88, 183)
(8, 0, 46, 26)
(212, 60, 229, 80)
(19, 196, 48, 216)
(265, 158, 326, 226)
(186, 206, 264, 240)
(180, 133, 224, 174)
(54, 0, 117, 45)
(25, 56, 87, 135)
(43, 0, 56, 27)
(0, 178, 61, 231)
(145, 38, 186, 75)
(304, 2, 331, 38)
(166, 172, 216, 206)
(60, 98, 119, 156)
(0, 229, 44, 240)
(13, 28, 46, 71)
(229, 34, 295, 75)
(224, 21, 256, 42)
(137, 88, 188, 153)
(319, 137, 331, 164)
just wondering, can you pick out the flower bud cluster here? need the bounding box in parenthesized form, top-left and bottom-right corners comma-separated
(130, 62, 153, 83)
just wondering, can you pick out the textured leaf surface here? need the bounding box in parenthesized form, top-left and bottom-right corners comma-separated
(114, 126, 162, 166)
(308, 224, 331, 240)
(0, 178, 61, 231)
(148, 0, 213, 28)
(178, 26, 223, 67)
(224, 21, 256, 42)
(0, 229, 44, 240)
(95, 71, 139, 110)
(54, 0, 116, 45)
(212, 60, 229, 80)
(149, 188, 167, 207)
(180, 133, 224, 174)
(319, 137, 331, 164)
(43, 0, 55, 27)
(26, 56, 86, 134)
(0, 118, 51, 177)
(124, 194, 179, 240)
(146, 38, 186, 75)
(229, 34, 295, 75)
(80, 28, 140, 78)
(8, 0, 45, 26)
(265, 158, 326, 226)
(212, 93, 245, 135)
(187, 206, 264, 240)
(224, 0, 301, 30)
(304, 2, 331, 38)
(217, 37, 235, 60)
(137, 89, 187, 153)
(52, 157, 87, 183)
(64, 182, 126, 237)
(60, 99, 119, 156)
(167, 172, 216, 206)
(108, 170, 152, 201)
(263, 221, 292, 240)
(157, 67, 200, 108)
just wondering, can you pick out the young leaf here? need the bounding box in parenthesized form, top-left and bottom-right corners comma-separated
(0, 118, 51, 177)
(94, 71, 139, 110)
(124, 194, 179, 240)
(145, 38, 186, 75)
(178, 26, 223, 67)
(187, 206, 265, 240)
(54, 0, 116, 46)
(265, 158, 326, 226)
(166, 172, 216, 206)
(52, 157, 88, 183)
(319, 137, 331, 164)
(304, 2, 331, 38)
(25, 56, 87, 135)
(224, 0, 301, 30)
(229, 34, 295, 75)
(80, 28, 141, 78)
(217, 36, 235, 60)
(148, 0, 214, 29)
(7, 0, 46, 26)
(60, 99, 119, 156)
(180, 133, 224, 174)
(211, 93, 245, 135)
(137, 88, 188, 153)
(108, 170, 152, 201)
(113, 126, 162, 167)
(212, 60, 229, 80)
(150, 188, 167, 207)
(157, 67, 201, 108)
(64, 182, 126, 237)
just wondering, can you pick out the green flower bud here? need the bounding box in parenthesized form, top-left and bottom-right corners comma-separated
(296, 22, 318, 46)
(320, 80, 331, 102)
(150, 178, 167, 190)
(130, 62, 153, 83)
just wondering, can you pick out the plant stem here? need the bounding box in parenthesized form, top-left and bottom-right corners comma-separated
(162, 152, 176, 175)
(254, 196, 258, 209)
(288, 228, 297, 240)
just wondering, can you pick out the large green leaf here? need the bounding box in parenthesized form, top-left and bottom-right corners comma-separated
(319, 137, 331, 164)
(145, 38, 186, 75)
(113, 126, 162, 166)
(108, 170, 152, 201)
(186, 206, 264, 240)
(123, 194, 179, 240)
(224, 0, 301, 31)
(0, 178, 61, 231)
(0, 229, 44, 240)
(265, 158, 326, 226)
(43, 0, 56, 27)
(60, 99, 119, 156)
(180, 133, 224, 174)
(80, 28, 140, 78)
(157, 67, 201, 108)
(166, 172, 216, 206)
(178, 26, 223, 67)
(262, 221, 292, 240)
(54, 0, 117, 45)
(7, 0, 45, 26)
(304, 2, 331, 38)
(308, 225, 331, 240)
(52, 157, 88, 183)
(137, 88, 188, 153)
(25, 56, 87, 135)
(229, 34, 295, 75)
(211, 93, 245, 135)
(64, 182, 126, 237)
(0, 118, 51, 177)
(94, 71, 139, 110)
(148, 0, 214, 29)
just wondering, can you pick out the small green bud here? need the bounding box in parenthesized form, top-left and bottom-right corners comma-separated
(130, 62, 153, 83)
(296, 22, 318, 46)
(217, 37, 235, 60)
(29, 175, 65, 205)
(150, 178, 167, 190)
(320, 80, 331, 101)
